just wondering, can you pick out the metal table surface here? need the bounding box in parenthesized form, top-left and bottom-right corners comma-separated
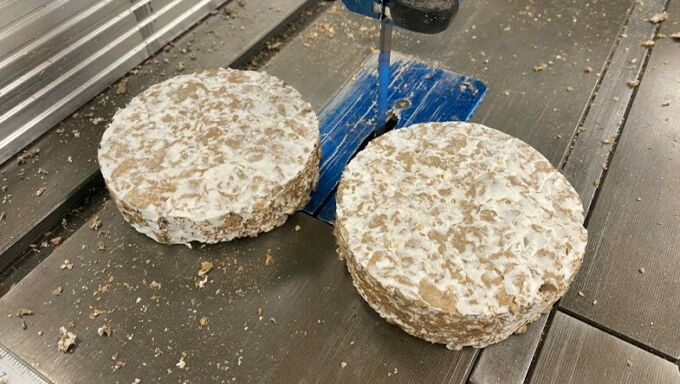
(0, 206, 476, 384)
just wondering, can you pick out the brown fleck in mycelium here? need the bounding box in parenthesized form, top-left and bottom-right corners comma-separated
(335, 122, 587, 350)
(98, 69, 320, 244)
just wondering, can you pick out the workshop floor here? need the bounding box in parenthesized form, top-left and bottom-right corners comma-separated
(1, 0, 679, 383)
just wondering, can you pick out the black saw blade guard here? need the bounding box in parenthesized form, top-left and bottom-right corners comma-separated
(390, 0, 460, 34)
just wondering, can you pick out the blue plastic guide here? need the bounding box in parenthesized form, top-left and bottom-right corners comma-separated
(303, 53, 487, 223)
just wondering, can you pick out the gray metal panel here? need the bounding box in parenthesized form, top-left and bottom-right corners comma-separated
(0, 0, 101, 56)
(0, 0, 130, 89)
(0, 0, 228, 165)
(529, 312, 680, 384)
(0, 0, 51, 29)
(0, 207, 478, 384)
(560, 0, 680, 359)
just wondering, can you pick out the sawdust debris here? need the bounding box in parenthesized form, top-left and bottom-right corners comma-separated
(16, 308, 33, 317)
(176, 354, 187, 369)
(115, 78, 129, 95)
(58, 326, 77, 353)
(649, 11, 668, 24)
(89, 309, 104, 320)
(89, 216, 102, 230)
(98, 325, 112, 337)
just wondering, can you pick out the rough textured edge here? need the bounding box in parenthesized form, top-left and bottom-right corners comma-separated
(109, 145, 320, 244)
(335, 223, 581, 350)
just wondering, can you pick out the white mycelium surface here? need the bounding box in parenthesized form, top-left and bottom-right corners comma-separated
(335, 122, 587, 349)
(99, 69, 320, 244)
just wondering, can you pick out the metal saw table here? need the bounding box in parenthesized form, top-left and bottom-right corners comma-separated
(1, 0, 680, 383)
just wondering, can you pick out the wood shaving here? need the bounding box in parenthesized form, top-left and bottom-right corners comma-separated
(58, 326, 77, 353)
(176, 355, 187, 369)
(640, 40, 655, 47)
(198, 261, 213, 277)
(89, 309, 105, 320)
(17, 148, 40, 164)
(149, 281, 161, 289)
(294, 225, 302, 231)
(639, 267, 646, 274)
(112, 360, 126, 371)
(199, 316, 208, 328)
(98, 325, 112, 337)
(52, 286, 63, 296)
(532, 63, 547, 72)
(584, 66, 593, 73)
(257, 307, 263, 317)
(89, 216, 102, 230)
(97, 241, 107, 251)
(340, 362, 347, 368)
(0, 212, 6, 221)
(16, 308, 34, 317)
(566, 86, 574, 92)
(671, 32, 680, 40)
(264, 252, 273, 266)
(35, 186, 46, 196)
(115, 78, 129, 95)
(627, 80, 640, 88)
(649, 11, 668, 24)
(50, 237, 62, 246)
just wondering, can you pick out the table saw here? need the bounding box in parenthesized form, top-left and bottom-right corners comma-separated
(1, 0, 679, 383)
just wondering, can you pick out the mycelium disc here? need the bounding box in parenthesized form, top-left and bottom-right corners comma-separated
(335, 121, 587, 349)
(99, 69, 320, 244)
